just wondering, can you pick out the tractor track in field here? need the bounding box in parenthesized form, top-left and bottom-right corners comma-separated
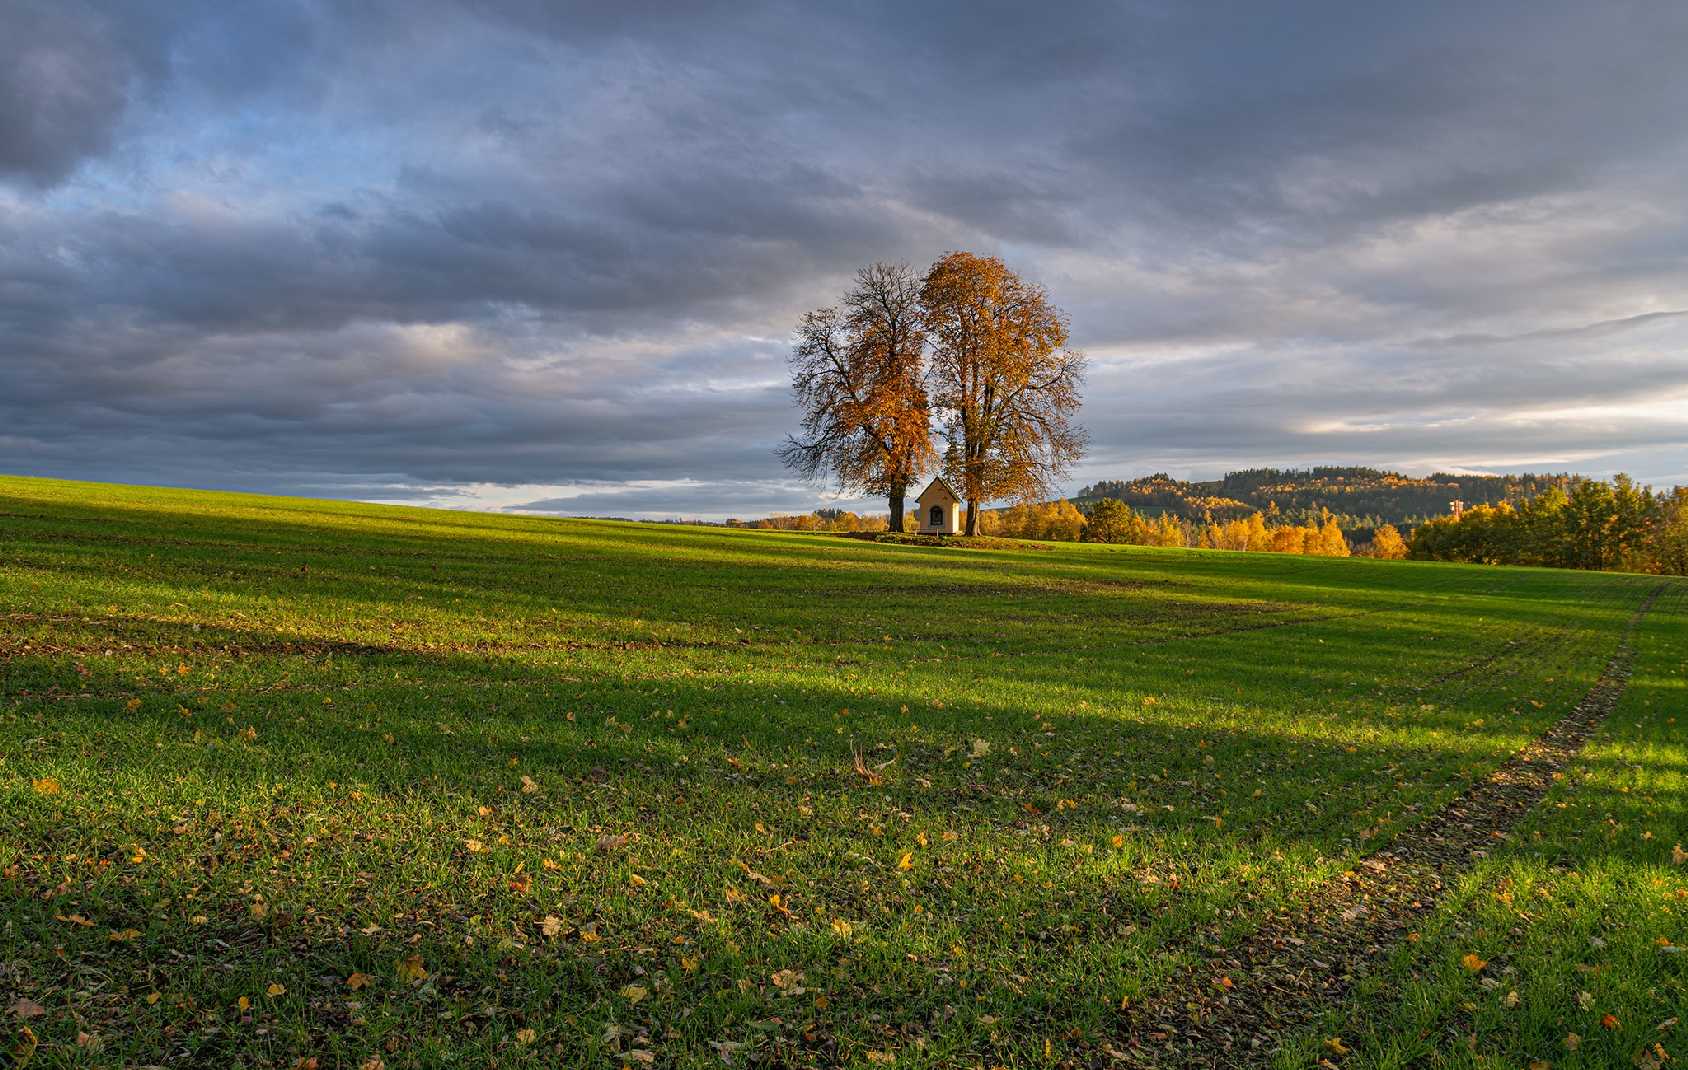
(1119, 582, 1668, 1069)
(1415, 623, 1560, 689)
(1412, 581, 1637, 693)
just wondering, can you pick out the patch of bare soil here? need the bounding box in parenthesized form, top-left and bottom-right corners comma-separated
(1120, 584, 1667, 1068)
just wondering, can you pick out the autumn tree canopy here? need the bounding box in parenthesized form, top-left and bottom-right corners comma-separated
(920, 252, 1087, 535)
(1369, 523, 1408, 559)
(779, 263, 935, 531)
(781, 253, 1087, 536)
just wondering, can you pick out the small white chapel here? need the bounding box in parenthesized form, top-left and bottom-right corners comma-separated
(914, 476, 962, 535)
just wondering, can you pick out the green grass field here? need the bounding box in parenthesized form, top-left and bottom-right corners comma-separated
(3, 475, 1684, 1069)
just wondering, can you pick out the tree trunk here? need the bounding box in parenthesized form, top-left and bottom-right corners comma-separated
(888, 490, 906, 533)
(965, 500, 979, 536)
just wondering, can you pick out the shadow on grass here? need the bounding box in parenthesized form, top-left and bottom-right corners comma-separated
(2, 600, 1658, 871)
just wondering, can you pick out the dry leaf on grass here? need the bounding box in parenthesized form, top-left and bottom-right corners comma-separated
(9, 998, 45, 1019)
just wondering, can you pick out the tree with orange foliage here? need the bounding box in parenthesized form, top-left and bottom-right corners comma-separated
(780, 264, 936, 531)
(1315, 514, 1351, 556)
(1244, 512, 1271, 552)
(980, 499, 1086, 541)
(920, 253, 1086, 535)
(1369, 523, 1408, 559)
(1268, 524, 1305, 554)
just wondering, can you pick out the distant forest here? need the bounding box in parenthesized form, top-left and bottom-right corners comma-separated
(1072, 466, 1574, 539)
(742, 465, 1687, 575)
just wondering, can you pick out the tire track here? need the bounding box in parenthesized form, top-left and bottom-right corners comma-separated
(1121, 583, 1667, 1068)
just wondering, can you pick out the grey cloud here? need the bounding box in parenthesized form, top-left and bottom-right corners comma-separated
(0, 1, 326, 188)
(0, 2, 143, 186)
(1, 1, 1686, 512)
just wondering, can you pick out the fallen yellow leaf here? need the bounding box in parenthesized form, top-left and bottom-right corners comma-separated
(11, 1025, 38, 1064)
(395, 954, 427, 983)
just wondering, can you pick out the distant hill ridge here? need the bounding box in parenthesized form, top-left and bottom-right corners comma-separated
(1073, 466, 1577, 533)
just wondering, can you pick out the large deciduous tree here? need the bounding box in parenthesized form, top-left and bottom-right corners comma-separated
(779, 263, 935, 531)
(920, 252, 1086, 535)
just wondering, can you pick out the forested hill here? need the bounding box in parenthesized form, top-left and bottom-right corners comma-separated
(1073, 467, 1575, 531)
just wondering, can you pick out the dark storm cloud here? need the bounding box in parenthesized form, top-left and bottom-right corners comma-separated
(2, 1, 1686, 514)
(0, 2, 148, 187)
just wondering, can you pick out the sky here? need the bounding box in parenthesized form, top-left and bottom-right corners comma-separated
(3, 1, 1687, 520)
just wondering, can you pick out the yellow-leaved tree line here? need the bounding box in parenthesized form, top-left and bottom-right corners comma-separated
(781, 254, 1086, 534)
(980, 497, 1379, 557)
(745, 495, 1385, 557)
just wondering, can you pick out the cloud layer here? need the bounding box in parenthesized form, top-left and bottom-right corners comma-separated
(4, 1, 1686, 517)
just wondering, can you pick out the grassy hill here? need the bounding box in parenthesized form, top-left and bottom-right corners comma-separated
(3, 475, 1684, 1068)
